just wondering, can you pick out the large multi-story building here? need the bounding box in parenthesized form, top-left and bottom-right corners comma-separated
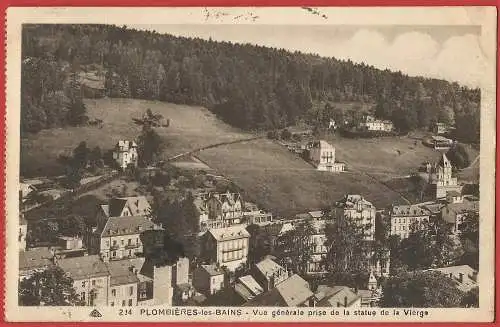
(336, 194, 376, 241)
(57, 255, 111, 306)
(113, 140, 138, 170)
(390, 204, 431, 239)
(308, 140, 345, 172)
(441, 194, 479, 234)
(202, 225, 250, 271)
(88, 196, 162, 261)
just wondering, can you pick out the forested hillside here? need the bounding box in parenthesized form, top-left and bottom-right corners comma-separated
(22, 24, 480, 144)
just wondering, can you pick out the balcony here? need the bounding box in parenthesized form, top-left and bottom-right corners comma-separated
(125, 243, 140, 249)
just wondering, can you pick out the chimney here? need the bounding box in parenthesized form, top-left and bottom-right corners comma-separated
(458, 273, 464, 283)
(344, 296, 348, 307)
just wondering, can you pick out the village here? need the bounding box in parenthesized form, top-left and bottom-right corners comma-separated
(18, 111, 479, 308)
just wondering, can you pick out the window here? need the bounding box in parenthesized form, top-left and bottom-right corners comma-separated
(111, 289, 116, 297)
(112, 251, 116, 258)
(129, 286, 134, 296)
(112, 240, 117, 246)
(81, 292, 86, 301)
(122, 300, 126, 307)
(128, 239, 132, 245)
(82, 281, 86, 288)
(92, 280, 96, 286)
(121, 239, 125, 246)
(128, 299, 133, 306)
(105, 240, 110, 247)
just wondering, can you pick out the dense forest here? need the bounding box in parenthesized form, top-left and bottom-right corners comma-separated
(21, 24, 480, 144)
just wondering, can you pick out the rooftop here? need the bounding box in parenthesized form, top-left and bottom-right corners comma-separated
(244, 274, 313, 307)
(100, 215, 159, 237)
(235, 275, 264, 301)
(255, 258, 286, 278)
(108, 196, 151, 218)
(106, 259, 143, 286)
(208, 225, 250, 242)
(200, 264, 224, 276)
(315, 285, 361, 307)
(58, 255, 110, 280)
(19, 247, 53, 271)
(391, 204, 431, 217)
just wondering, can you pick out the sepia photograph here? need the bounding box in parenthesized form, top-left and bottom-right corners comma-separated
(5, 7, 496, 323)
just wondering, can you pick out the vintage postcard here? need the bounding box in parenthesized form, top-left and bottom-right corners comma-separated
(4, 6, 496, 323)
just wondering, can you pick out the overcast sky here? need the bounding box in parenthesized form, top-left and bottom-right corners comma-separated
(132, 23, 485, 88)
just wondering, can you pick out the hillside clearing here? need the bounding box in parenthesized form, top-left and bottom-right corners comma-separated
(197, 139, 407, 216)
(21, 98, 252, 177)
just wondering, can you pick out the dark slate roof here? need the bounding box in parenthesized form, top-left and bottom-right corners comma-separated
(100, 215, 159, 237)
(19, 247, 53, 271)
(107, 259, 142, 286)
(244, 274, 312, 307)
(58, 255, 110, 280)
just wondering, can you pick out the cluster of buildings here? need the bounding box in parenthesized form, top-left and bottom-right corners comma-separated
(359, 115, 394, 132)
(18, 135, 479, 308)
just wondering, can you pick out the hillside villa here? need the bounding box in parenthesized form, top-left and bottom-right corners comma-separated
(113, 140, 138, 170)
(308, 140, 345, 172)
(360, 115, 394, 132)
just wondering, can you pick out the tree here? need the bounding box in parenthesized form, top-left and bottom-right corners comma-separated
(275, 221, 315, 274)
(461, 287, 479, 308)
(57, 215, 86, 237)
(280, 129, 291, 140)
(381, 270, 464, 307)
(19, 265, 83, 306)
(397, 219, 464, 270)
(72, 141, 90, 170)
(89, 146, 103, 169)
(324, 209, 371, 276)
(137, 126, 163, 167)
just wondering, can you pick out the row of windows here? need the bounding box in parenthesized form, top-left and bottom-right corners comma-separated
(110, 299, 134, 306)
(222, 249, 245, 262)
(108, 238, 140, 247)
(221, 239, 246, 251)
(111, 249, 136, 258)
(82, 279, 102, 288)
(111, 286, 135, 297)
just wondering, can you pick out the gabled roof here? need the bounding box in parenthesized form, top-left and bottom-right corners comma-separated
(391, 204, 431, 217)
(19, 247, 53, 272)
(58, 255, 110, 280)
(199, 264, 224, 276)
(234, 275, 264, 301)
(100, 215, 159, 237)
(244, 274, 313, 307)
(315, 285, 361, 307)
(208, 225, 250, 242)
(108, 196, 151, 218)
(255, 258, 285, 279)
(107, 259, 142, 286)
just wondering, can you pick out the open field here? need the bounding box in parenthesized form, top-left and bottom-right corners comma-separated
(21, 98, 252, 177)
(198, 139, 407, 216)
(323, 133, 444, 180)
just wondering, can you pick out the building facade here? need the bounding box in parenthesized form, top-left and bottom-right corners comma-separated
(390, 204, 431, 239)
(192, 264, 225, 296)
(360, 115, 394, 132)
(434, 154, 461, 199)
(336, 194, 376, 241)
(308, 140, 345, 172)
(113, 140, 138, 170)
(202, 225, 250, 271)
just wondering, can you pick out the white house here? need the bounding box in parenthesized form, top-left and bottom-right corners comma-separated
(113, 140, 138, 170)
(308, 140, 345, 172)
(360, 115, 394, 132)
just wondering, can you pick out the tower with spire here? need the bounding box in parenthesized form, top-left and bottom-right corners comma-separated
(434, 153, 461, 199)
